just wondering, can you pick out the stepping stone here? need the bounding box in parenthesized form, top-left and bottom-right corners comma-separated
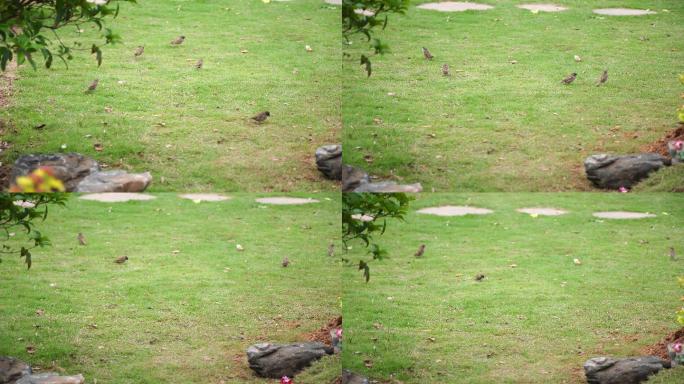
(255, 197, 319, 205)
(351, 214, 374, 222)
(517, 4, 567, 12)
(517, 208, 568, 216)
(79, 193, 156, 202)
(178, 193, 230, 202)
(592, 211, 656, 219)
(417, 206, 493, 216)
(593, 8, 656, 16)
(325, 0, 341, 4)
(417, 2, 494, 12)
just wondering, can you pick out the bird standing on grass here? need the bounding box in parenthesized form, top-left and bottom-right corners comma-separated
(77, 233, 86, 246)
(442, 64, 450, 76)
(282, 257, 290, 267)
(170, 35, 185, 45)
(85, 79, 99, 93)
(114, 256, 128, 264)
(414, 244, 426, 257)
(251, 111, 270, 124)
(475, 274, 486, 281)
(134, 46, 145, 57)
(422, 47, 434, 60)
(596, 70, 608, 86)
(561, 73, 577, 85)
(195, 59, 203, 69)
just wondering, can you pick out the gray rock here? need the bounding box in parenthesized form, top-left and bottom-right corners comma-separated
(584, 154, 670, 189)
(315, 145, 342, 180)
(0, 356, 31, 384)
(342, 370, 369, 384)
(583, 356, 670, 384)
(353, 181, 423, 193)
(11, 153, 99, 191)
(246, 342, 333, 378)
(75, 170, 152, 193)
(342, 165, 370, 192)
(15, 373, 84, 384)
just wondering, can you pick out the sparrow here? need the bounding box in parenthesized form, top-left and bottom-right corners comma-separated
(596, 70, 608, 86)
(442, 64, 450, 76)
(251, 111, 270, 124)
(85, 79, 99, 93)
(422, 47, 434, 60)
(134, 46, 145, 57)
(670, 247, 677, 261)
(414, 244, 426, 257)
(561, 73, 577, 85)
(195, 59, 203, 69)
(114, 255, 128, 264)
(282, 257, 290, 267)
(77, 233, 86, 246)
(328, 243, 335, 257)
(475, 274, 485, 281)
(170, 35, 185, 45)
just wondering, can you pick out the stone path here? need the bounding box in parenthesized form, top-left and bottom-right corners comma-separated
(417, 2, 494, 12)
(178, 193, 230, 202)
(79, 193, 156, 202)
(417, 206, 494, 216)
(592, 211, 656, 219)
(324, 0, 341, 5)
(255, 197, 319, 205)
(517, 4, 567, 12)
(593, 8, 656, 16)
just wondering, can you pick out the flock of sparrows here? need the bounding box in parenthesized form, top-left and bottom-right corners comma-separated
(77, 233, 336, 267)
(423, 46, 609, 86)
(84, 35, 270, 124)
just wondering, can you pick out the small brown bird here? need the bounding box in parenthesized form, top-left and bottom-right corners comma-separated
(442, 64, 450, 76)
(251, 111, 270, 124)
(170, 35, 185, 45)
(328, 243, 335, 257)
(561, 73, 577, 85)
(475, 274, 486, 281)
(134, 46, 145, 57)
(77, 233, 86, 246)
(194, 58, 203, 69)
(281, 257, 290, 267)
(422, 47, 434, 60)
(670, 247, 677, 261)
(596, 70, 608, 86)
(414, 244, 426, 257)
(114, 255, 128, 264)
(85, 79, 99, 93)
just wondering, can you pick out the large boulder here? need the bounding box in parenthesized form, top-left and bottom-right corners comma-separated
(0, 356, 31, 384)
(246, 342, 333, 378)
(11, 153, 99, 191)
(584, 153, 671, 189)
(75, 170, 152, 193)
(315, 145, 342, 180)
(15, 373, 84, 384)
(583, 356, 670, 384)
(342, 165, 370, 192)
(342, 370, 369, 384)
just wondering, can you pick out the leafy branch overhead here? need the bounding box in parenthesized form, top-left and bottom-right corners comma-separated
(342, 0, 410, 76)
(0, 0, 136, 71)
(342, 193, 412, 282)
(0, 193, 68, 269)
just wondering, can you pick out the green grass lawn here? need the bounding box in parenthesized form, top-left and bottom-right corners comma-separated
(0, 193, 341, 383)
(342, 0, 684, 191)
(1, 0, 341, 192)
(342, 193, 684, 383)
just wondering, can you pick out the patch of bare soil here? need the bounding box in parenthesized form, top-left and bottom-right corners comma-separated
(0, 60, 17, 108)
(302, 316, 341, 346)
(643, 328, 684, 360)
(643, 124, 684, 157)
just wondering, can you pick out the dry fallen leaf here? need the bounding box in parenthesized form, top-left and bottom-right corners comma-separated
(363, 154, 374, 164)
(236, 244, 244, 251)
(26, 345, 36, 354)
(94, 143, 104, 152)
(305, 45, 313, 52)
(363, 359, 374, 368)
(573, 258, 582, 265)
(35, 309, 44, 316)
(574, 55, 582, 62)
